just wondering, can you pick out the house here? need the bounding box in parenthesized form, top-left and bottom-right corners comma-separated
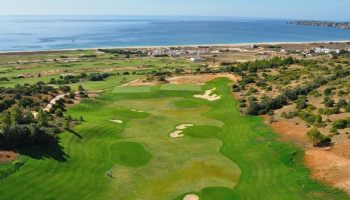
(190, 52, 205, 62)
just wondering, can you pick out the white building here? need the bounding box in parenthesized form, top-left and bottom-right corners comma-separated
(190, 52, 205, 62)
(312, 47, 340, 54)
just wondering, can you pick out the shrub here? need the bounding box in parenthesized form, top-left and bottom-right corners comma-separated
(307, 128, 331, 147)
(332, 119, 350, 129)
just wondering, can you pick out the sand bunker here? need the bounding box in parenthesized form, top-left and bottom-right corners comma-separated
(0, 151, 17, 163)
(176, 124, 194, 130)
(131, 109, 144, 113)
(183, 194, 199, 200)
(110, 119, 123, 124)
(170, 130, 184, 138)
(170, 124, 194, 138)
(194, 88, 221, 101)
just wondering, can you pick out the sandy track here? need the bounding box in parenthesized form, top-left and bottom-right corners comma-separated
(43, 94, 66, 112)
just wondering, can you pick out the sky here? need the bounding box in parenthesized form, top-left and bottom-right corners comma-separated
(0, 0, 349, 21)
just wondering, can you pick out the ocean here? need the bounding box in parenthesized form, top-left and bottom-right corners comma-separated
(1, 16, 350, 52)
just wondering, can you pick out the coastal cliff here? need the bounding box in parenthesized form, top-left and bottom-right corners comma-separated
(288, 20, 350, 29)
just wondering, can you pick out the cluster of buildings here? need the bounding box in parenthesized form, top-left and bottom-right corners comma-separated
(142, 47, 212, 62)
(310, 47, 341, 54)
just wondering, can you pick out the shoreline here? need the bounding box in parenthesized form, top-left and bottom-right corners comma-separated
(1, 40, 350, 54)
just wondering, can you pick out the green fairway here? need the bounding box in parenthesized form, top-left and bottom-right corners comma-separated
(160, 84, 202, 91)
(112, 85, 152, 93)
(0, 78, 348, 200)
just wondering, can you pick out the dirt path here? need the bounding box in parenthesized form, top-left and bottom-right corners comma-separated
(43, 94, 66, 112)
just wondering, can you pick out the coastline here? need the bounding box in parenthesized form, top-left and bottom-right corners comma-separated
(1, 40, 350, 54)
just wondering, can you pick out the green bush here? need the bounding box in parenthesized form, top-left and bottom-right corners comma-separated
(307, 127, 331, 147)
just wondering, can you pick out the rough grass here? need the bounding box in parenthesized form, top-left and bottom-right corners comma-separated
(0, 78, 349, 200)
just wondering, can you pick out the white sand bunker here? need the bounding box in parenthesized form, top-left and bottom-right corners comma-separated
(170, 124, 194, 138)
(183, 194, 199, 200)
(170, 130, 184, 138)
(110, 119, 123, 124)
(176, 124, 194, 130)
(131, 109, 144, 113)
(194, 88, 221, 101)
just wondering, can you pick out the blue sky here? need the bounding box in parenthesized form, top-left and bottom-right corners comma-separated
(1, 0, 349, 20)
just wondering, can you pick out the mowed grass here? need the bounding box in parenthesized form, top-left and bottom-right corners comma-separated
(0, 78, 349, 200)
(112, 85, 152, 93)
(160, 84, 202, 91)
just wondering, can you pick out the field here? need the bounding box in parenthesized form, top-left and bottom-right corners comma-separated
(1, 78, 348, 200)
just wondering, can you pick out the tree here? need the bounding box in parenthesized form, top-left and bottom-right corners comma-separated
(64, 115, 72, 129)
(333, 119, 349, 129)
(11, 104, 24, 124)
(1, 111, 12, 128)
(38, 110, 48, 126)
(59, 85, 71, 93)
(295, 95, 308, 109)
(67, 91, 75, 99)
(78, 85, 85, 92)
(324, 97, 335, 107)
(336, 98, 348, 108)
(55, 108, 63, 117)
(307, 127, 331, 147)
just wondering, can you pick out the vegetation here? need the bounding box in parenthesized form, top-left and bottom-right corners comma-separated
(307, 127, 332, 147)
(243, 68, 350, 115)
(49, 72, 114, 85)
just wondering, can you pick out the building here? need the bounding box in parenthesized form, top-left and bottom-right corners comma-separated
(190, 52, 205, 62)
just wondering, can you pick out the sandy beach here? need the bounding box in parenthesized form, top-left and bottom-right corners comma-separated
(1, 40, 350, 54)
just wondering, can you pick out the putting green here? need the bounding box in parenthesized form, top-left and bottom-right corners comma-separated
(0, 78, 348, 200)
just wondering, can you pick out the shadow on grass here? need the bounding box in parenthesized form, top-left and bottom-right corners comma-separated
(66, 128, 83, 139)
(15, 140, 69, 162)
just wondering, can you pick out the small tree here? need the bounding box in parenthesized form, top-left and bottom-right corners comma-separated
(307, 127, 331, 147)
(1, 111, 12, 128)
(64, 115, 72, 129)
(78, 85, 85, 92)
(38, 110, 48, 126)
(10, 104, 24, 124)
(55, 108, 63, 117)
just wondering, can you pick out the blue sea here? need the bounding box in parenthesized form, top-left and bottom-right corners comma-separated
(1, 16, 350, 52)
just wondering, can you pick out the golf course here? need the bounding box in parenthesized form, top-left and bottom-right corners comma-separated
(0, 77, 348, 200)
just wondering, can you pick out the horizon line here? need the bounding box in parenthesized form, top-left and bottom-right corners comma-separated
(0, 14, 347, 22)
